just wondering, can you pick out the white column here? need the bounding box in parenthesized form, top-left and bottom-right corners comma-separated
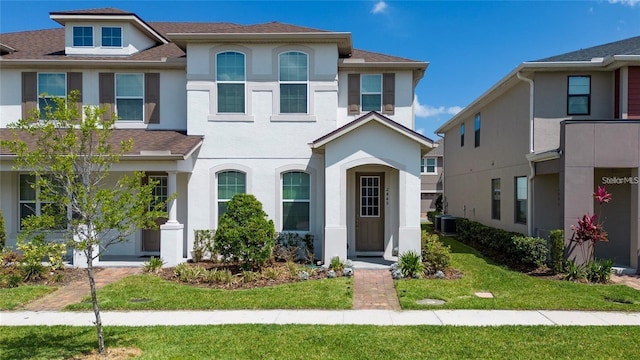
(166, 171, 178, 224)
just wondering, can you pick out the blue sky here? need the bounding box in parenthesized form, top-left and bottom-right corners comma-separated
(1, 0, 639, 137)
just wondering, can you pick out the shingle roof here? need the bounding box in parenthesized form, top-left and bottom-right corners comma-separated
(426, 138, 444, 157)
(351, 49, 421, 63)
(50, 7, 134, 15)
(0, 129, 203, 158)
(534, 36, 640, 62)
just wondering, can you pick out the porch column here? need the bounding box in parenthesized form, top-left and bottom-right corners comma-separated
(161, 171, 184, 267)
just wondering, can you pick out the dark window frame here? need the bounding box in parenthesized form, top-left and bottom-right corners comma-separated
(567, 75, 591, 115)
(460, 123, 465, 147)
(474, 113, 481, 148)
(491, 178, 501, 220)
(514, 176, 528, 224)
(72, 26, 93, 47)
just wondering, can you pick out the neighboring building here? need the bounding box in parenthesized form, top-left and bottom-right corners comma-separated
(0, 8, 434, 266)
(436, 36, 640, 271)
(420, 139, 443, 217)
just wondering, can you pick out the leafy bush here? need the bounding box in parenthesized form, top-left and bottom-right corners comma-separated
(273, 232, 315, 263)
(511, 236, 548, 269)
(214, 194, 275, 270)
(586, 259, 614, 284)
(549, 229, 565, 274)
(193, 229, 215, 262)
(421, 232, 451, 274)
(17, 234, 66, 271)
(434, 194, 443, 213)
(174, 263, 206, 283)
(143, 256, 165, 274)
(22, 262, 45, 281)
(205, 269, 233, 284)
(241, 270, 260, 283)
(456, 218, 547, 270)
(426, 211, 440, 223)
(398, 250, 425, 278)
(329, 256, 344, 271)
(0, 209, 6, 250)
(1, 273, 22, 288)
(564, 260, 586, 281)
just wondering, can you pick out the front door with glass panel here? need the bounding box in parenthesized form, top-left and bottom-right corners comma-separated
(356, 173, 384, 252)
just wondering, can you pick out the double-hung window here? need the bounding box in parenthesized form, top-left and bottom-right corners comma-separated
(567, 76, 590, 115)
(515, 176, 527, 224)
(421, 158, 436, 174)
(216, 52, 245, 113)
(73, 26, 93, 47)
(279, 51, 308, 113)
(19, 174, 66, 230)
(491, 178, 501, 220)
(38, 73, 66, 118)
(361, 74, 382, 112)
(102, 27, 122, 47)
(474, 113, 481, 147)
(115, 74, 144, 121)
(217, 171, 246, 219)
(282, 171, 310, 231)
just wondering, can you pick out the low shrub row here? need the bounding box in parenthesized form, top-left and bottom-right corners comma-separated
(455, 218, 547, 270)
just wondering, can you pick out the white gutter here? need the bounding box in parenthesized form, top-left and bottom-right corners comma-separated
(516, 71, 535, 237)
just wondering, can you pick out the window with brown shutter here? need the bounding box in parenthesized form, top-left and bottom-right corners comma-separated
(99, 72, 115, 120)
(21, 72, 37, 120)
(145, 73, 160, 124)
(382, 73, 395, 115)
(348, 73, 360, 115)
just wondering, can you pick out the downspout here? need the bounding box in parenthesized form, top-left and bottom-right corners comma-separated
(517, 71, 535, 236)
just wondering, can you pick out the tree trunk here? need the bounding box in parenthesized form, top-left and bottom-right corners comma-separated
(86, 246, 104, 354)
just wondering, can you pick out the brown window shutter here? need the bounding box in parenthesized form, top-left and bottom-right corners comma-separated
(348, 73, 360, 115)
(145, 73, 160, 124)
(67, 72, 83, 119)
(382, 73, 395, 115)
(99, 73, 115, 120)
(21, 72, 37, 120)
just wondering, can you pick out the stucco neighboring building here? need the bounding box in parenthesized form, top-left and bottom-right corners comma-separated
(436, 36, 640, 272)
(420, 138, 443, 217)
(0, 8, 434, 266)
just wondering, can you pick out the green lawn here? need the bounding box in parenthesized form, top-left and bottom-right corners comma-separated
(1, 325, 639, 359)
(0, 286, 56, 310)
(397, 235, 640, 310)
(66, 274, 352, 310)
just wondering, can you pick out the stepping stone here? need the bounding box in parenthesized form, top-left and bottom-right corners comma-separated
(416, 298, 446, 305)
(474, 292, 494, 298)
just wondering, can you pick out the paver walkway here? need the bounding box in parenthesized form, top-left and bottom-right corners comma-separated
(22, 267, 141, 311)
(611, 273, 640, 291)
(352, 269, 400, 310)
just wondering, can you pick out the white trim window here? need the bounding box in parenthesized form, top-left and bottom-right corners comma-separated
(361, 74, 382, 112)
(149, 175, 168, 212)
(216, 51, 246, 113)
(101, 26, 122, 48)
(38, 73, 66, 117)
(421, 157, 437, 174)
(279, 51, 308, 114)
(19, 174, 67, 230)
(282, 171, 310, 231)
(115, 73, 144, 121)
(217, 171, 246, 219)
(72, 26, 93, 47)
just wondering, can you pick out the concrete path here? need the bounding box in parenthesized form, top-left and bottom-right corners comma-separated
(2, 310, 640, 327)
(611, 273, 640, 291)
(352, 270, 400, 310)
(22, 267, 142, 311)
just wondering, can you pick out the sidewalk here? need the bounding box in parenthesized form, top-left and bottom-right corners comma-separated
(2, 309, 640, 326)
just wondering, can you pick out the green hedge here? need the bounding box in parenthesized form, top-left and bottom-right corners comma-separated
(549, 229, 565, 274)
(455, 218, 548, 270)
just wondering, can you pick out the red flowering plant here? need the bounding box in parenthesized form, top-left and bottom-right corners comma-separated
(570, 186, 610, 263)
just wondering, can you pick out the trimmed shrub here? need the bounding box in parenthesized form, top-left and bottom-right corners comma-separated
(193, 229, 215, 262)
(0, 209, 6, 250)
(549, 229, 565, 274)
(511, 236, 548, 269)
(426, 211, 440, 223)
(421, 232, 451, 274)
(398, 250, 425, 278)
(214, 194, 275, 271)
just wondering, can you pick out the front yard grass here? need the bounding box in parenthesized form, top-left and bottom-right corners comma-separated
(0, 286, 55, 310)
(66, 274, 352, 310)
(1, 325, 639, 359)
(397, 235, 640, 310)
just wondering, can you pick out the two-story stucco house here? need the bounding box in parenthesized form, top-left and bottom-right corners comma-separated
(0, 8, 434, 267)
(436, 36, 640, 272)
(420, 138, 443, 218)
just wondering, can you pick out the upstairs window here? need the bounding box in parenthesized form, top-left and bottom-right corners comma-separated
(460, 123, 465, 147)
(282, 171, 310, 231)
(279, 51, 308, 113)
(567, 76, 590, 115)
(216, 51, 245, 113)
(421, 158, 436, 174)
(217, 171, 246, 219)
(73, 26, 93, 47)
(361, 74, 382, 112)
(38, 73, 66, 117)
(474, 113, 481, 147)
(102, 27, 122, 47)
(115, 74, 144, 121)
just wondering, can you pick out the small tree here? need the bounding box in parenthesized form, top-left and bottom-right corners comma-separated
(214, 194, 275, 270)
(570, 186, 611, 262)
(1, 92, 168, 354)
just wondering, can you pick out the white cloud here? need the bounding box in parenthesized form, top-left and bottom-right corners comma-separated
(608, 0, 639, 6)
(414, 95, 463, 118)
(371, 1, 388, 14)
(416, 128, 425, 135)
